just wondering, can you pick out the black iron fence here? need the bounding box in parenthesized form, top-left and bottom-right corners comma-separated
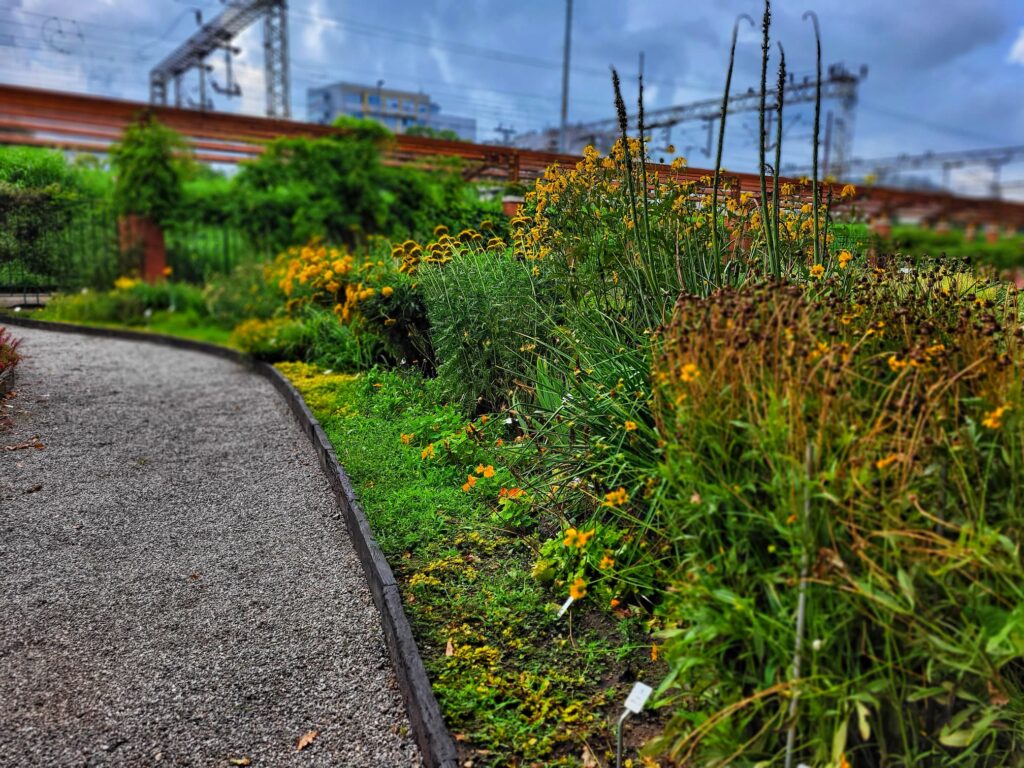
(0, 199, 266, 294)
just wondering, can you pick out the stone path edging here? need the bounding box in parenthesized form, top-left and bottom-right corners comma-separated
(0, 315, 459, 768)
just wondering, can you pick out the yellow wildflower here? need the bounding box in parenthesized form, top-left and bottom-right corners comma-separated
(679, 363, 701, 382)
(381, 286, 394, 298)
(569, 578, 587, 601)
(624, 420, 638, 432)
(400, 433, 414, 445)
(809, 264, 825, 279)
(838, 250, 853, 269)
(421, 444, 435, 460)
(599, 554, 615, 570)
(603, 487, 629, 507)
(982, 404, 1011, 430)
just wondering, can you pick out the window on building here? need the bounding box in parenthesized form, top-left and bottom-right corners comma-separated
(368, 94, 380, 106)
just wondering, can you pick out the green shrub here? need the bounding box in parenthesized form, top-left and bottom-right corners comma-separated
(109, 115, 190, 226)
(42, 280, 206, 326)
(420, 247, 542, 414)
(230, 317, 312, 361)
(303, 305, 384, 372)
(203, 261, 283, 328)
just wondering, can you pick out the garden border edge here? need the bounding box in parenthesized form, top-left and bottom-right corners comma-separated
(0, 314, 460, 768)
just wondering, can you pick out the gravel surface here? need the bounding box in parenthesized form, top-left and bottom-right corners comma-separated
(0, 327, 420, 767)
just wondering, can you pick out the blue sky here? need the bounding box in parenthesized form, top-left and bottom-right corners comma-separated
(2, 0, 1023, 193)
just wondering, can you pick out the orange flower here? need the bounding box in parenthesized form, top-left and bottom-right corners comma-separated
(461, 474, 478, 492)
(623, 420, 638, 432)
(603, 487, 629, 507)
(599, 553, 615, 569)
(400, 433, 414, 445)
(569, 578, 587, 600)
(499, 487, 524, 500)
(421, 444, 435, 460)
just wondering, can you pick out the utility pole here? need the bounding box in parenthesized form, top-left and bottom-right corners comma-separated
(558, 0, 573, 154)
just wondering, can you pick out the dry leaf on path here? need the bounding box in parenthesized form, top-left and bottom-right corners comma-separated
(445, 639, 454, 657)
(228, 758, 251, 766)
(4, 440, 44, 451)
(581, 745, 599, 767)
(296, 730, 318, 751)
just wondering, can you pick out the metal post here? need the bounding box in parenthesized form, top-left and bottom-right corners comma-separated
(558, 0, 573, 154)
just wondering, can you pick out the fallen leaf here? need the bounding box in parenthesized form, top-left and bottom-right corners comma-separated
(988, 679, 1010, 707)
(23, 484, 42, 494)
(188, 573, 202, 581)
(228, 758, 251, 766)
(4, 440, 44, 452)
(445, 639, 455, 657)
(296, 730, 318, 751)
(581, 745, 599, 767)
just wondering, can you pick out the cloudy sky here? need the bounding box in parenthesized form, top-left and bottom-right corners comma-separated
(2, 0, 1023, 192)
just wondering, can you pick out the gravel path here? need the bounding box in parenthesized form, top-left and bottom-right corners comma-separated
(0, 327, 420, 767)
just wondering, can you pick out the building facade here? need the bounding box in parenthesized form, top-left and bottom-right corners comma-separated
(307, 81, 477, 142)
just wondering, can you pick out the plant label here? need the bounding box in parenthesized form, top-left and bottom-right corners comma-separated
(557, 596, 574, 618)
(624, 681, 653, 714)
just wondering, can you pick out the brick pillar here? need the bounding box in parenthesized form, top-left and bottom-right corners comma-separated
(501, 195, 524, 217)
(984, 223, 1000, 244)
(118, 214, 167, 283)
(870, 214, 892, 239)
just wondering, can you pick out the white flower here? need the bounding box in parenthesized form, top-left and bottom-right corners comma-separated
(811, 638, 823, 652)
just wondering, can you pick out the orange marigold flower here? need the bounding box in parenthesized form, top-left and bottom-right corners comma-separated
(809, 263, 825, 279)
(421, 444, 435, 460)
(482, 465, 496, 478)
(461, 475, 478, 493)
(599, 554, 615, 570)
(569, 578, 587, 601)
(623, 420, 638, 432)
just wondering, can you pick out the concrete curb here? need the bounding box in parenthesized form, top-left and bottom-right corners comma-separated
(0, 315, 460, 768)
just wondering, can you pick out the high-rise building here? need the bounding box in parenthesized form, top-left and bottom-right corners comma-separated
(307, 81, 477, 142)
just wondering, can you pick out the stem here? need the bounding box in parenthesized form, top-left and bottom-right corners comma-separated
(758, 0, 773, 274)
(773, 43, 786, 275)
(711, 14, 753, 286)
(804, 10, 823, 266)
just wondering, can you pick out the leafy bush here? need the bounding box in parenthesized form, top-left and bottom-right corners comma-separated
(109, 115, 191, 226)
(203, 261, 283, 328)
(888, 224, 1024, 269)
(0, 326, 21, 374)
(230, 317, 312, 361)
(419, 238, 543, 414)
(231, 119, 499, 252)
(43, 279, 206, 326)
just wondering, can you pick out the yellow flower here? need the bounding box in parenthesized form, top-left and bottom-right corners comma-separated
(569, 578, 587, 601)
(982, 404, 1011, 430)
(809, 264, 825, 279)
(603, 487, 629, 507)
(161, 266, 173, 277)
(623, 420, 638, 432)
(421, 444, 435, 460)
(838, 250, 853, 269)
(381, 286, 394, 298)
(482, 465, 496, 478)
(599, 554, 615, 570)
(679, 363, 701, 383)
(113, 276, 139, 291)
(841, 184, 856, 199)
(875, 453, 901, 470)
(400, 433, 414, 445)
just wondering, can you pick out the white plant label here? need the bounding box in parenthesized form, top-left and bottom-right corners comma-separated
(557, 596, 574, 618)
(624, 681, 653, 714)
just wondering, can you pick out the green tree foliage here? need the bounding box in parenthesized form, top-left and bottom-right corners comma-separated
(231, 116, 498, 252)
(109, 114, 190, 225)
(404, 124, 462, 141)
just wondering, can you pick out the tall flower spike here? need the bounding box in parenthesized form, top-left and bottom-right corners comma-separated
(711, 13, 754, 284)
(757, 0, 773, 275)
(804, 10, 823, 267)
